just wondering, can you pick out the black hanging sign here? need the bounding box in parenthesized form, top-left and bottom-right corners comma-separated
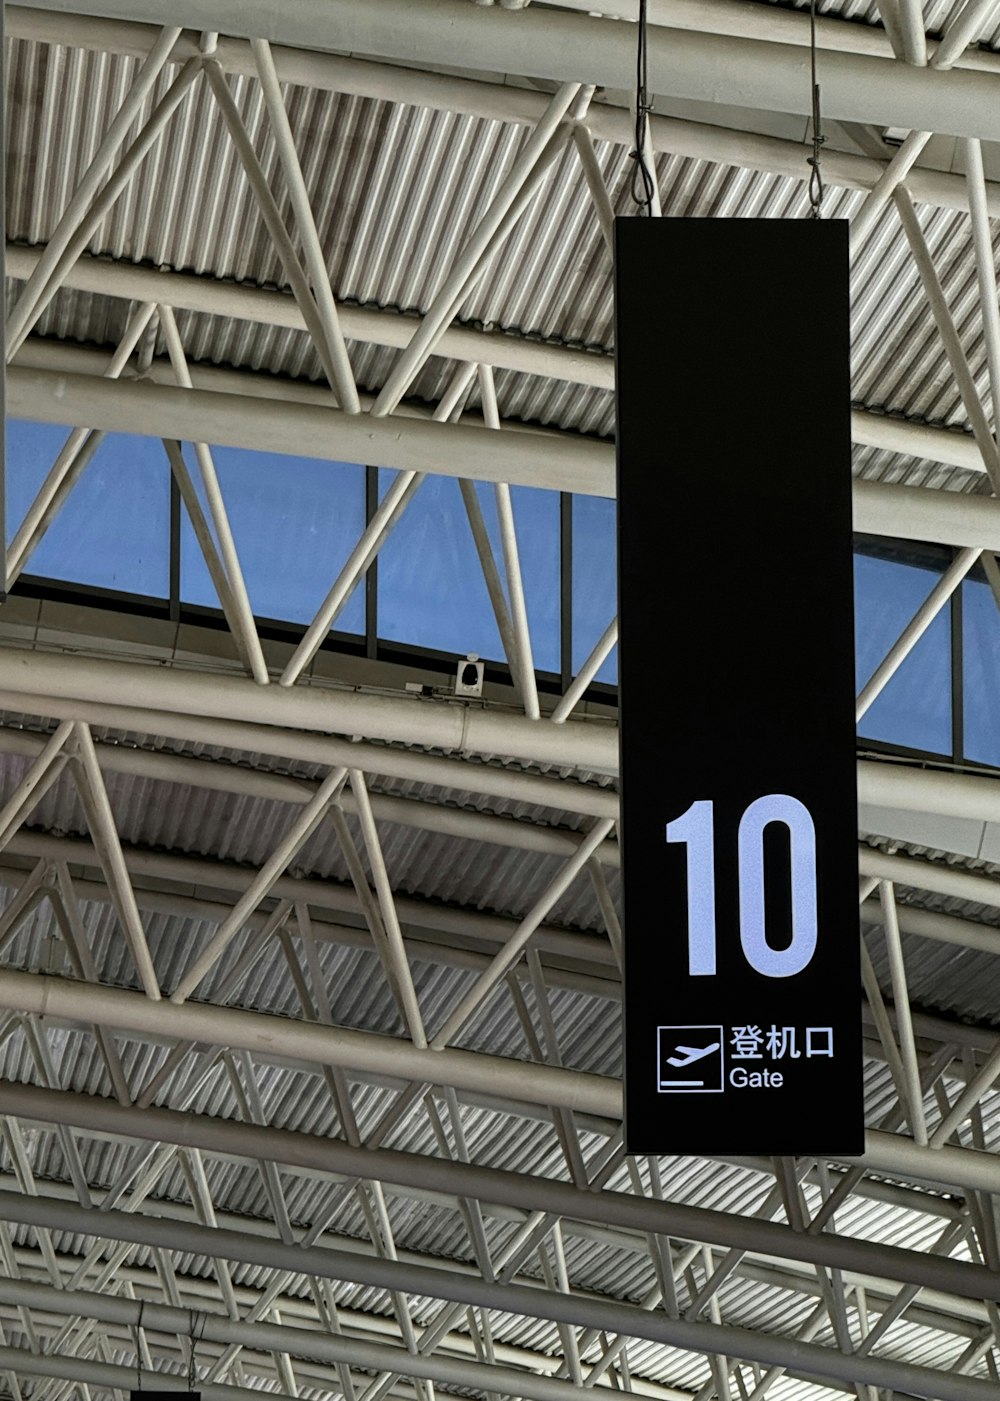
(615, 217, 864, 1157)
(131, 1394, 200, 1400)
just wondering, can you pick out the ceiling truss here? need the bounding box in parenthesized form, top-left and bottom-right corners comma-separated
(3, 0, 1000, 1399)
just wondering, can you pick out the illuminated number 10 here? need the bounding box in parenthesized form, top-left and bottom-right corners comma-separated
(665, 795, 818, 979)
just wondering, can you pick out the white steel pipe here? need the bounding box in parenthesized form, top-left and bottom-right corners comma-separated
(4, 664, 1000, 831)
(6, 978, 1000, 1212)
(893, 187, 1000, 489)
(458, 478, 522, 689)
(858, 757, 1000, 826)
(251, 37, 360, 415)
(931, 0, 1000, 68)
(163, 437, 248, 662)
(0, 1276, 682, 1401)
(5, 687, 1000, 862)
(431, 815, 617, 1046)
(13, 0, 1000, 84)
(7, 57, 203, 359)
(862, 895, 1000, 959)
(552, 618, 618, 723)
(479, 364, 541, 720)
(571, 125, 615, 252)
(850, 129, 932, 249)
(0, 725, 619, 864)
(0, 1249, 685, 1383)
(11, 347, 1000, 530)
(858, 845, 1000, 910)
(31, 729, 614, 863)
(964, 137, 1000, 439)
(0, 1258, 977, 1396)
(7, 299, 157, 584)
(0, 694, 618, 817)
(348, 772, 429, 1047)
(896, 0, 928, 64)
(853, 476, 1000, 546)
(0, 821, 622, 985)
(170, 765, 349, 1002)
(279, 362, 477, 685)
(8, 364, 616, 497)
(2, 1083, 1000, 1330)
(159, 304, 270, 684)
(0, 1255, 986, 1401)
(0, 644, 618, 772)
(0, 1340, 298, 1401)
(201, 57, 351, 403)
(14, 0, 1000, 143)
(9, 8, 1000, 213)
(930, 1039, 1000, 1148)
(3, 22, 182, 355)
(5, 244, 616, 391)
(855, 545, 979, 720)
(0, 968, 620, 1117)
(877, 881, 928, 1144)
(71, 722, 163, 1001)
(0, 718, 73, 850)
(372, 85, 581, 417)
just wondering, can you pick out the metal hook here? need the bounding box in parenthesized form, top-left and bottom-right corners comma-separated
(134, 1298, 147, 1393)
(188, 1307, 207, 1391)
(807, 0, 825, 217)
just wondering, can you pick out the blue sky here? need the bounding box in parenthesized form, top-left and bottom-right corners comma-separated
(11, 416, 1000, 757)
(7, 418, 619, 682)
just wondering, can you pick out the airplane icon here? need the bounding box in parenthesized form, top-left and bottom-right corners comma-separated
(657, 1025, 724, 1092)
(666, 1042, 721, 1068)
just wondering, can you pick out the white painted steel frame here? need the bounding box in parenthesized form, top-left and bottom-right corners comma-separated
(4, 1, 1000, 1398)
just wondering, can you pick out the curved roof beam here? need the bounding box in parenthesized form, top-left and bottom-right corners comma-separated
(13, 0, 1000, 142)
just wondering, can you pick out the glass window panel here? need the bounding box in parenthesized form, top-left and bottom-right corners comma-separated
(7, 420, 170, 597)
(572, 494, 617, 684)
(179, 446, 365, 634)
(855, 551, 951, 755)
(963, 576, 1000, 766)
(377, 472, 561, 673)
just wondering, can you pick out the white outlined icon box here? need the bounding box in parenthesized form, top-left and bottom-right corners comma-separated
(657, 1026, 725, 1092)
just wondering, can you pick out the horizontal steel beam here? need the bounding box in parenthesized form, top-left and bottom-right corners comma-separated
(8, 7, 1000, 219)
(0, 722, 621, 866)
(0, 976, 999, 1204)
(859, 844, 1000, 910)
(0, 643, 619, 772)
(850, 409, 985, 476)
(1, 1245, 688, 1390)
(2, 769, 999, 1006)
(14, 0, 1000, 141)
(0, 1274, 681, 1401)
(546, 0, 996, 68)
(6, 649, 1000, 816)
(7, 365, 615, 497)
(863, 893, 1000, 958)
(5, 244, 615, 392)
(0, 697, 617, 819)
(0, 1171, 976, 1343)
(0, 1270, 966, 1401)
(0, 727, 997, 887)
(8, 253, 1000, 458)
(5, 725, 996, 884)
(858, 758, 1000, 826)
(10, 349, 1000, 544)
(9, 290, 997, 498)
(0, 967, 621, 1117)
(0, 826, 621, 994)
(0, 1095, 998, 1401)
(0, 1341, 298, 1401)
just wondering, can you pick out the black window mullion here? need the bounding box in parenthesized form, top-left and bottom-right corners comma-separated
(560, 491, 572, 692)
